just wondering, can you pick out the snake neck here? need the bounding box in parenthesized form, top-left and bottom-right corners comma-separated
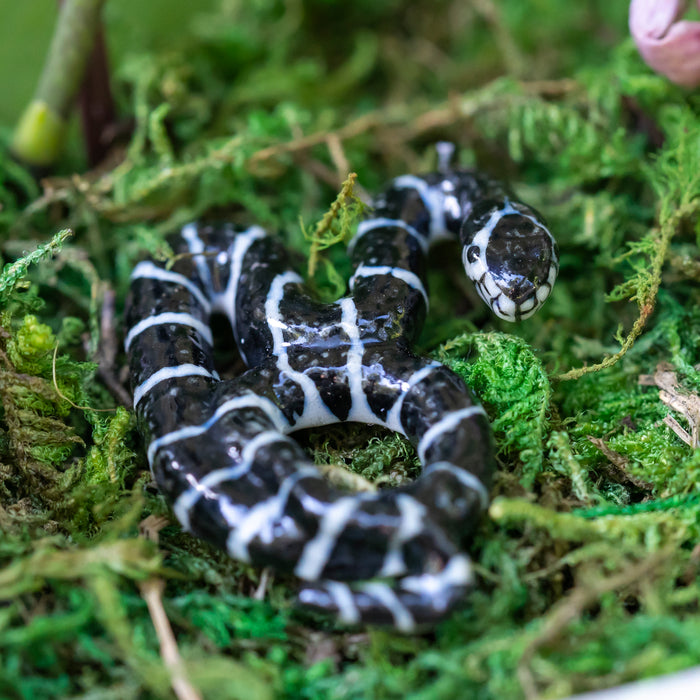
(370, 170, 506, 246)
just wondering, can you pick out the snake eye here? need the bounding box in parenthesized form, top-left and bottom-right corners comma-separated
(466, 246, 479, 264)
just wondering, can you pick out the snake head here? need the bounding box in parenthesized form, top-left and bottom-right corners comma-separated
(460, 198, 558, 322)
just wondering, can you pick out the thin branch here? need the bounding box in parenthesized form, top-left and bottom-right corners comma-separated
(140, 579, 202, 700)
(139, 516, 201, 700)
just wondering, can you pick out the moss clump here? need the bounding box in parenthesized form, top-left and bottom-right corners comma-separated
(1, 1, 700, 698)
(438, 332, 552, 485)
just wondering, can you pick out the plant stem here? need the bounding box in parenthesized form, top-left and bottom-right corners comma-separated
(78, 18, 116, 166)
(11, 0, 107, 167)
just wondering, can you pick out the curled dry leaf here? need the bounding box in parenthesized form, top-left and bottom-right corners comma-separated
(639, 362, 700, 447)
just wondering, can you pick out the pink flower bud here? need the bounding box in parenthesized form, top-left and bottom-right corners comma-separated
(629, 0, 700, 87)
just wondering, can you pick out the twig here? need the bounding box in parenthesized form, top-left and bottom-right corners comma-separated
(253, 568, 272, 601)
(139, 514, 170, 544)
(249, 112, 385, 167)
(586, 436, 654, 491)
(139, 515, 201, 700)
(325, 133, 351, 183)
(295, 154, 342, 189)
(140, 579, 202, 700)
(316, 462, 377, 493)
(96, 287, 133, 407)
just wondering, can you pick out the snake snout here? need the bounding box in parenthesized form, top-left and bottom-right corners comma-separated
(504, 278, 536, 305)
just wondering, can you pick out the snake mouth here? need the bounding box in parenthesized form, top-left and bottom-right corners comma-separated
(509, 285, 537, 306)
(497, 276, 537, 306)
(515, 292, 540, 320)
(491, 281, 546, 322)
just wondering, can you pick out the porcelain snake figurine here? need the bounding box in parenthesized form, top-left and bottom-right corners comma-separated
(125, 155, 558, 630)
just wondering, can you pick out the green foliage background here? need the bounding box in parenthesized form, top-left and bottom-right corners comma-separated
(1, 1, 700, 698)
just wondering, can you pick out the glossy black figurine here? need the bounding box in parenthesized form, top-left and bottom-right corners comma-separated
(125, 155, 558, 630)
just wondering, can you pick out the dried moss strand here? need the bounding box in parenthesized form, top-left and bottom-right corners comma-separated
(52, 343, 116, 413)
(0, 229, 72, 305)
(558, 202, 695, 382)
(304, 172, 359, 277)
(15, 80, 575, 228)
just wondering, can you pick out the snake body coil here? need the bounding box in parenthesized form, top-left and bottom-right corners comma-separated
(126, 165, 558, 630)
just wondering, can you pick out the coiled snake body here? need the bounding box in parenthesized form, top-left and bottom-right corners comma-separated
(126, 163, 558, 630)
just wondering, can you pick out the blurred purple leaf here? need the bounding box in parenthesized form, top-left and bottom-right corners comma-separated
(629, 0, 700, 87)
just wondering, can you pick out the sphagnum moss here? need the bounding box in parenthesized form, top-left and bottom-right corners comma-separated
(1, 1, 699, 698)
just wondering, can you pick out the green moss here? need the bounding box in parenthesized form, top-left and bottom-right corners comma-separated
(84, 407, 136, 484)
(8, 314, 55, 370)
(438, 332, 552, 485)
(1, 0, 700, 698)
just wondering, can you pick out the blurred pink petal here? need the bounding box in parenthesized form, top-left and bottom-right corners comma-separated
(629, 0, 700, 87)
